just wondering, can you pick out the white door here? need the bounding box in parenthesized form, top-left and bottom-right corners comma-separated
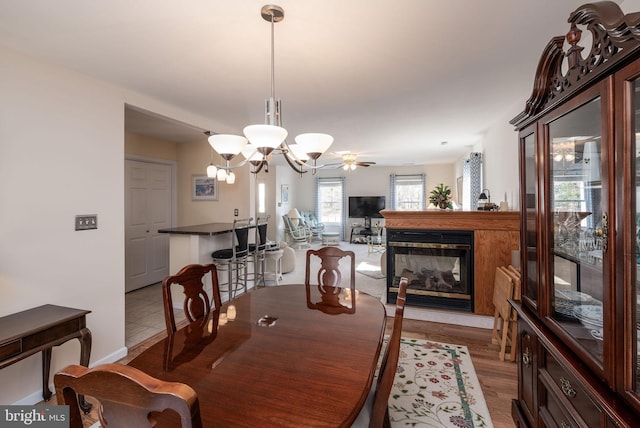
(125, 160, 172, 292)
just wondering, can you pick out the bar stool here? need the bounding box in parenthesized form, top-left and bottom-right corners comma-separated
(211, 217, 252, 301)
(247, 215, 270, 288)
(264, 248, 284, 285)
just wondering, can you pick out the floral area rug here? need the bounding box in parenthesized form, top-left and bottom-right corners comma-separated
(389, 338, 493, 428)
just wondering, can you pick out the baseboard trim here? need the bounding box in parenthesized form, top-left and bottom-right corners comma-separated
(12, 346, 128, 405)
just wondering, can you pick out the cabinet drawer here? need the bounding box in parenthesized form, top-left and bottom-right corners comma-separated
(543, 351, 601, 424)
(0, 339, 22, 361)
(545, 387, 579, 428)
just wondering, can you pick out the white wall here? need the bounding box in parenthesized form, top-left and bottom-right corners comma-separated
(0, 45, 231, 405)
(0, 46, 127, 404)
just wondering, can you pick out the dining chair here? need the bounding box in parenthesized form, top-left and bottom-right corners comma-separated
(162, 263, 221, 335)
(211, 217, 253, 300)
(305, 246, 356, 314)
(54, 363, 202, 428)
(247, 215, 270, 288)
(352, 276, 409, 428)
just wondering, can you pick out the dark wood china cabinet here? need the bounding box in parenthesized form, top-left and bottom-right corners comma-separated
(511, 2, 640, 426)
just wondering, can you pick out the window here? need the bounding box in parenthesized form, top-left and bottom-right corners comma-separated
(316, 177, 346, 238)
(390, 174, 426, 210)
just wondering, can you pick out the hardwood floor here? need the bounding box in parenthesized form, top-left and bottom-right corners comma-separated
(397, 318, 517, 428)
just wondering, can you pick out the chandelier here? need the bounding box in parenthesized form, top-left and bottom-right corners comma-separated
(207, 4, 333, 183)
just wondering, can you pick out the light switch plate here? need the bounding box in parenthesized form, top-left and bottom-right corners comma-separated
(75, 214, 98, 231)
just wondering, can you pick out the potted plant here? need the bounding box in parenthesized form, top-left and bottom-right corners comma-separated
(429, 183, 453, 209)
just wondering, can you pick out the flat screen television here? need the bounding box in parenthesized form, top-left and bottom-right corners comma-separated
(348, 196, 385, 218)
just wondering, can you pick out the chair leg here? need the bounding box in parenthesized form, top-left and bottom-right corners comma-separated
(499, 317, 510, 361)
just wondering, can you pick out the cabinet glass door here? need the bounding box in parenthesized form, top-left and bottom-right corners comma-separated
(522, 132, 538, 306)
(548, 97, 605, 365)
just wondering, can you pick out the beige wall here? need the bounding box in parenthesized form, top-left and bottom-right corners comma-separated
(125, 132, 178, 161)
(176, 140, 253, 226)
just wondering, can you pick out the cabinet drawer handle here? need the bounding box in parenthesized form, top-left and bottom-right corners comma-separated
(560, 377, 576, 398)
(560, 422, 571, 428)
(522, 347, 531, 367)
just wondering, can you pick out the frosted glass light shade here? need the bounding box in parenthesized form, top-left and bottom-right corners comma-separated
(287, 143, 310, 161)
(207, 164, 218, 178)
(209, 134, 248, 156)
(217, 169, 227, 181)
(241, 143, 258, 160)
(226, 172, 236, 184)
(295, 133, 333, 156)
(243, 124, 288, 149)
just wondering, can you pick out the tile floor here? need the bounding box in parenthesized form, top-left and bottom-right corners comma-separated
(125, 283, 184, 348)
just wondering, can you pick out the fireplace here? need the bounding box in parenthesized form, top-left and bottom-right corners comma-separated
(387, 229, 474, 312)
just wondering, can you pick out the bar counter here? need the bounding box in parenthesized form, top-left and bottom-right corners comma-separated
(158, 223, 240, 275)
(158, 222, 240, 236)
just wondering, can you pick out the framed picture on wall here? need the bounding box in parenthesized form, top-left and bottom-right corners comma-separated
(192, 175, 218, 201)
(281, 184, 289, 205)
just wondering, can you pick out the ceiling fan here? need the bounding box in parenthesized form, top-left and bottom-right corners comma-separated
(333, 152, 376, 171)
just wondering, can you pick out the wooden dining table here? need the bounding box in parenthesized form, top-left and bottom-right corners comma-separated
(128, 284, 387, 427)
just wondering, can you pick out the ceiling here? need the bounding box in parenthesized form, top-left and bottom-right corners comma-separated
(0, 0, 604, 166)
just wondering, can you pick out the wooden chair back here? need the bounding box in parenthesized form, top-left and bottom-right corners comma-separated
(369, 277, 409, 428)
(305, 246, 356, 314)
(162, 263, 221, 335)
(54, 363, 202, 428)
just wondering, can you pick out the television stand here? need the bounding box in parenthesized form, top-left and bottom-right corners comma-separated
(350, 225, 373, 244)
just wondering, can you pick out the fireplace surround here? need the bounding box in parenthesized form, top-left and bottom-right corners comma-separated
(381, 210, 520, 316)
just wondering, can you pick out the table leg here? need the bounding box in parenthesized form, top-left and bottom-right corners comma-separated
(78, 328, 93, 413)
(41, 348, 53, 401)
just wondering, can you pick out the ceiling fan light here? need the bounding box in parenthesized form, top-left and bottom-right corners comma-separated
(206, 164, 218, 178)
(350, 164, 356, 171)
(209, 134, 248, 156)
(217, 169, 227, 181)
(343, 164, 349, 171)
(295, 133, 334, 155)
(243, 124, 288, 149)
(226, 172, 236, 184)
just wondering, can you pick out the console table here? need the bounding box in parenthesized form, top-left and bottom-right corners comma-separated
(0, 304, 92, 409)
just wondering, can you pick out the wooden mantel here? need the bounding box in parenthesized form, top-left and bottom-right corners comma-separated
(381, 210, 520, 316)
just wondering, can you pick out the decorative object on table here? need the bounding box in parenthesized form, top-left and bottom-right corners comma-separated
(388, 338, 493, 428)
(477, 188, 496, 211)
(456, 176, 464, 205)
(429, 183, 453, 210)
(192, 175, 218, 201)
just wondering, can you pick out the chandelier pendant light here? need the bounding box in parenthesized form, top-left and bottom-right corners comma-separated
(206, 4, 333, 180)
